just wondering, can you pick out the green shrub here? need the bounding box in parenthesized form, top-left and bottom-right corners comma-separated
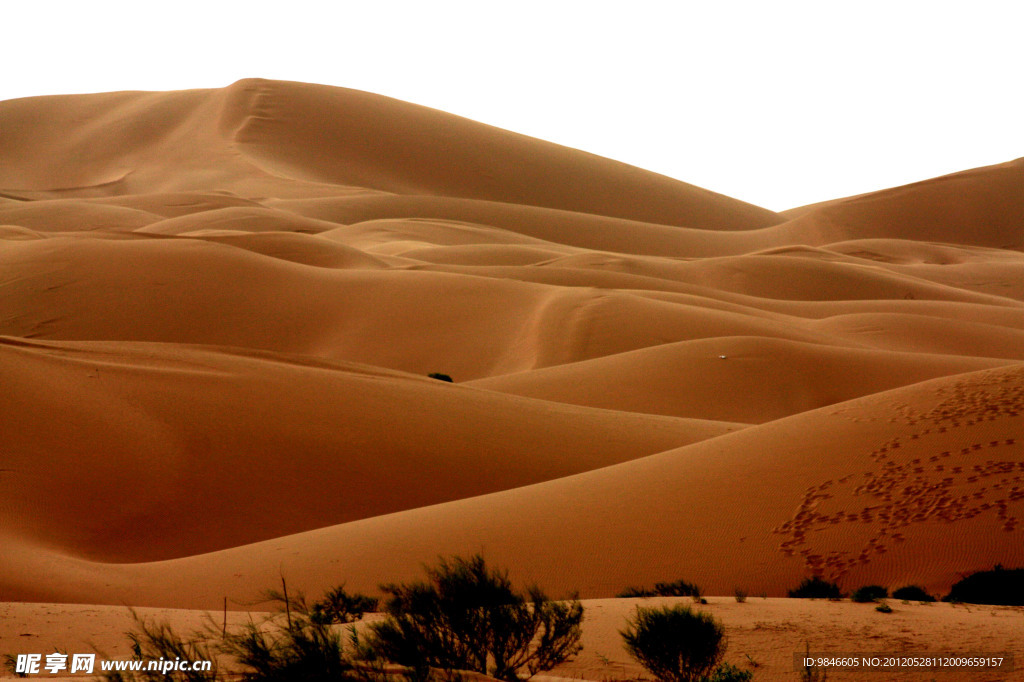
(617, 586, 658, 598)
(874, 603, 893, 614)
(943, 565, 1024, 605)
(851, 585, 888, 603)
(891, 585, 935, 602)
(310, 585, 378, 624)
(733, 588, 747, 604)
(367, 554, 583, 681)
(787, 577, 842, 599)
(621, 604, 749, 682)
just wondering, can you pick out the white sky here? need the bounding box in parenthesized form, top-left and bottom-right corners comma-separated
(3, 1, 1021, 211)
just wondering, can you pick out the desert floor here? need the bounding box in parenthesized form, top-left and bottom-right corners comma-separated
(3, 598, 1022, 681)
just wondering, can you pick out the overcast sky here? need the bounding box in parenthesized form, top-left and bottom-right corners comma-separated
(3, 1, 1021, 210)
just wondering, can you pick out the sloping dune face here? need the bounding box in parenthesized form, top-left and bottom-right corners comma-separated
(1, 79, 1022, 608)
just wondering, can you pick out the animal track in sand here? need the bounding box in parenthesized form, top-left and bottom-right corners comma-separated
(774, 368, 1023, 577)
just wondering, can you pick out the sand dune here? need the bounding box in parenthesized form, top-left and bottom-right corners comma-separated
(1, 337, 730, 562)
(3, 363, 1023, 609)
(1, 78, 1022, 650)
(468, 337, 1012, 422)
(0, 79, 781, 227)
(0, 199, 161, 232)
(775, 158, 1024, 249)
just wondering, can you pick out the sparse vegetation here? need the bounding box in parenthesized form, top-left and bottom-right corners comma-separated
(654, 579, 702, 598)
(310, 585, 378, 624)
(851, 585, 887, 603)
(707, 663, 753, 681)
(891, 585, 935, 602)
(798, 643, 826, 681)
(366, 554, 583, 681)
(39, 555, 586, 682)
(943, 565, 1024, 605)
(99, 591, 370, 681)
(874, 603, 893, 614)
(99, 610, 218, 681)
(427, 373, 453, 382)
(787, 577, 842, 600)
(617, 579, 701, 599)
(620, 604, 750, 682)
(218, 589, 360, 682)
(733, 588, 747, 604)
(4, 654, 28, 678)
(100, 561, 577, 681)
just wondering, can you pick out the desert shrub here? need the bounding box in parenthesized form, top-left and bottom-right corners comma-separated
(617, 579, 701, 599)
(219, 590, 358, 682)
(4, 654, 25, 679)
(621, 604, 749, 682)
(943, 565, 1024, 605)
(733, 588, 747, 604)
(851, 585, 888, 603)
(427, 373, 453, 382)
(708, 663, 753, 681)
(654, 579, 702, 598)
(311, 585, 378, 624)
(99, 610, 218, 681)
(367, 554, 583, 681)
(787, 577, 842, 599)
(92, 586, 370, 682)
(874, 603, 893, 613)
(891, 585, 935, 602)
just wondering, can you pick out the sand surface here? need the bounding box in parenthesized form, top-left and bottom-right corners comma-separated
(2, 599, 1021, 681)
(2, 79, 1023, 678)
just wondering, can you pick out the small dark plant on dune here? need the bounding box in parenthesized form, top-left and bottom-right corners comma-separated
(427, 373, 453, 383)
(891, 585, 935, 602)
(787, 577, 843, 600)
(620, 604, 751, 682)
(851, 585, 888, 603)
(617, 586, 658, 598)
(943, 565, 1024, 605)
(366, 554, 583, 681)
